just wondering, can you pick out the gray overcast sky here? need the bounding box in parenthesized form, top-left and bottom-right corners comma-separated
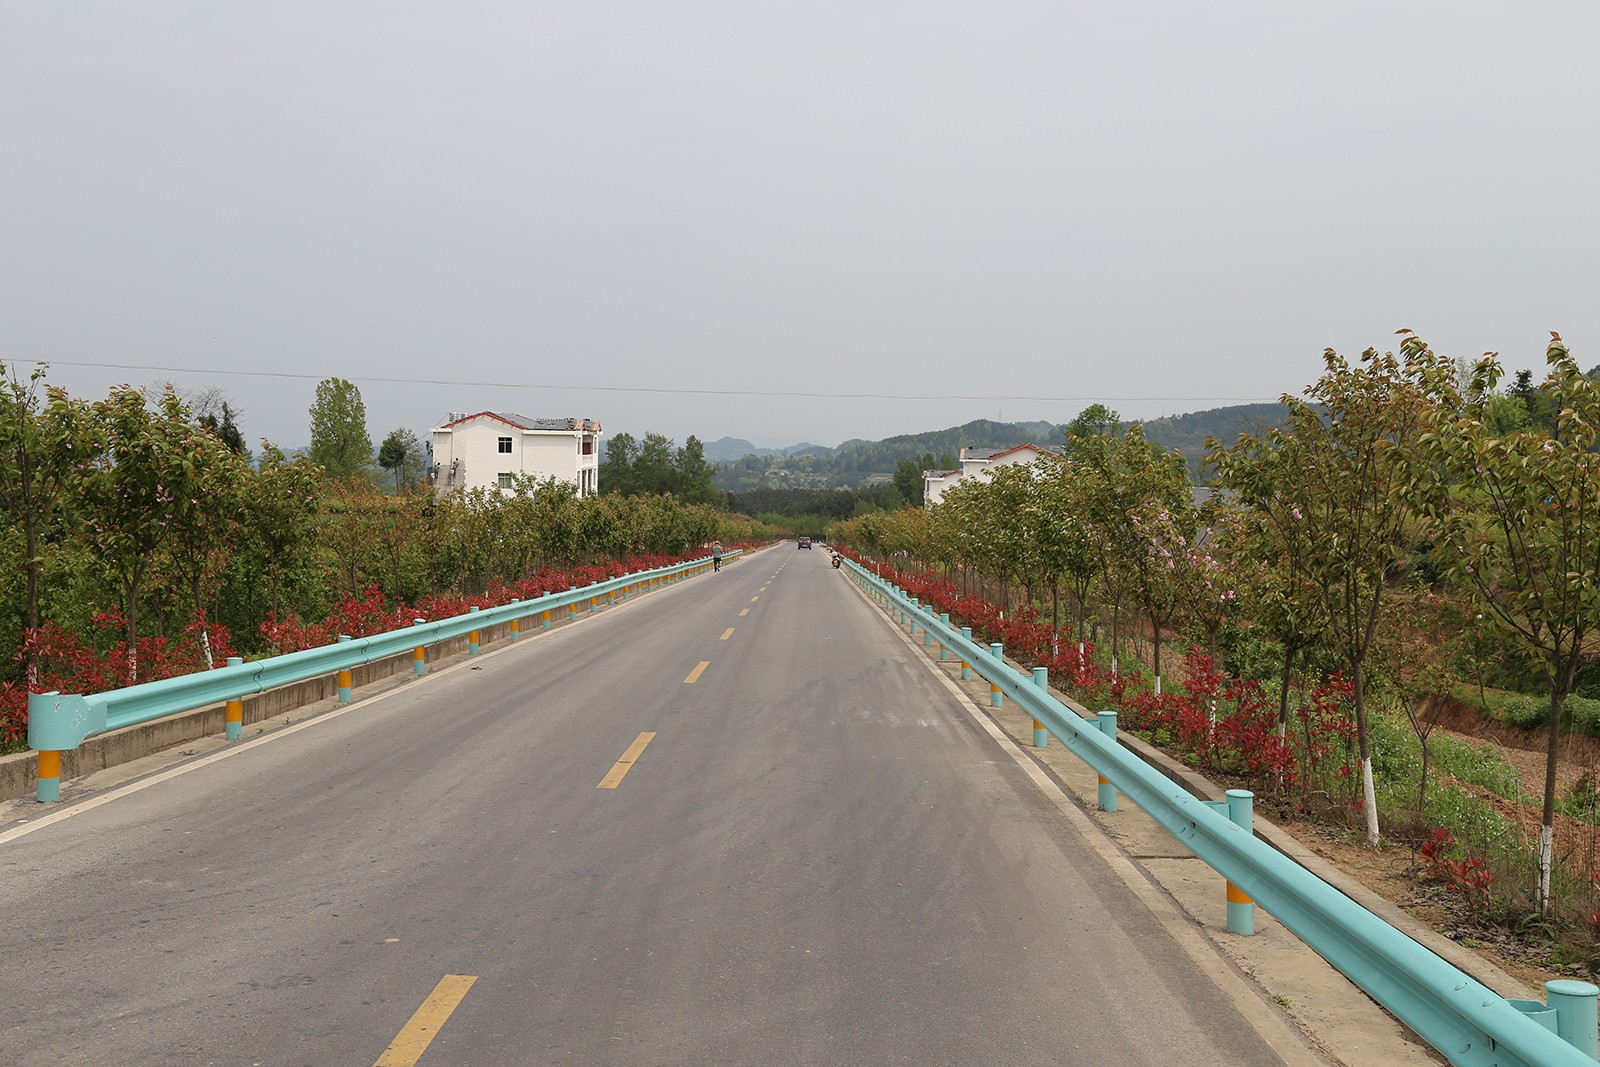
(3, 2, 1596, 451)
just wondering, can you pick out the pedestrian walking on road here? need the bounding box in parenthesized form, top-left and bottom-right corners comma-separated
(712, 540, 724, 571)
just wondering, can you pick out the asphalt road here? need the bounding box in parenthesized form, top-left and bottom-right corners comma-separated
(0, 547, 1295, 1066)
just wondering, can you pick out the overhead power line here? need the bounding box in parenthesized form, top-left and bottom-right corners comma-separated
(20, 359, 1284, 407)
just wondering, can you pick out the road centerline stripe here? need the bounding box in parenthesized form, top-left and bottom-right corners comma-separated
(739, 608, 749, 617)
(750, 596, 759, 602)
(720, 628, 735, 640)
(599, 731, 657, 789)
(684, 660, 710, 684)
(372, 974, 477, 1066)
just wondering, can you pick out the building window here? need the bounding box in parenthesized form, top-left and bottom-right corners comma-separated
(497, 472, 513, 489)
(498, 436, 513, 453)
(581, 436, 594, 456)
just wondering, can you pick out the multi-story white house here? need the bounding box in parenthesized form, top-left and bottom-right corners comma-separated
(429, 412, 602, 496)
(923, 443, 1054, 508)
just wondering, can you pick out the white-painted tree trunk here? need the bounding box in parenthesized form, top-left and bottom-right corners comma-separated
(1360, 757, 1380, 846)
(1538, 824, 1554, 916)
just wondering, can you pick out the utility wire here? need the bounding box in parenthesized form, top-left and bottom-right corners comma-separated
(25, 358, 1282, 406)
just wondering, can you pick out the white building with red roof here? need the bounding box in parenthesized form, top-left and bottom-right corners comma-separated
(429, 412, 602, 496)
(923, 443, 1054, 508)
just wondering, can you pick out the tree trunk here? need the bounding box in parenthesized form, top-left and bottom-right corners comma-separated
(1539, 686, 1567, 914)
(1151, 613, 1163, 690)
(1353, 660, 1380, 846)
(23, 513, 40, 687)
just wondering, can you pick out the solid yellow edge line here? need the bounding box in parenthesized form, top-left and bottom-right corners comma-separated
(599, 731, 657, 789)
(684, 660, 710, 684)
(720, 628, 735, 640)
(372, 974, 478, 1067)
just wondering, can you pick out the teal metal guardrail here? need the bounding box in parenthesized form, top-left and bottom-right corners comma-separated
(843, 557, 1599, 1067)
(27, 551, 740, 803)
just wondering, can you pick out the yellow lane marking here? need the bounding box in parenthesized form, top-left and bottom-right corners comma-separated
(372, 974, 477, 1066)
(599, 731, 657, 789)
(720, 628, 735, 640)
(739, 609, 749, 617)
(750, 596, 759, 602)
(684, 660, 710, 684)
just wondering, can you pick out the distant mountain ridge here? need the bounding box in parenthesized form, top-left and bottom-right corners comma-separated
(701, 436, 830, 463)
(707, 404, 1290, 490)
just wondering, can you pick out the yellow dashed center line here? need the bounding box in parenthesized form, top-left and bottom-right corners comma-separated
(750, 596, 759, 602)
(598, 731, 657, 789)
(739, 608, 749, 617)
(684, 660, 710, 684)
(720, 628, 735, 640)
(372, 974, 478, 1066)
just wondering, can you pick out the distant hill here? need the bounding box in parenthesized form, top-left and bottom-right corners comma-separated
(712, 419, 1060, 491)
(702, 436, 768, 462)
(702, 436, 832, 462)
(706, 406, 1295, 491)
(1133, 403, 1291, 476)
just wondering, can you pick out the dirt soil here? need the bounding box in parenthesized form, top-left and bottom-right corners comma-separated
(1273, 696, 1600, 991)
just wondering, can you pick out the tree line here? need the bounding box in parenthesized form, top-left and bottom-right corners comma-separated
(832, 333, 1599, 916)
(0, 366, 773, 692)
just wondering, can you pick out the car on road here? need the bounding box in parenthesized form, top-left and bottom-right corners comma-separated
(798, 536, 811, 549)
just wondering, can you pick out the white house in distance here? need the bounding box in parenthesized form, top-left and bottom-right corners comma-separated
(429, 412, 603, 496)
(923, 443, 1055, 508)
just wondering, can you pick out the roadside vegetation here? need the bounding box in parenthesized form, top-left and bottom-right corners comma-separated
(0, 365, 778, 753)
(829, 332, 1600, 973)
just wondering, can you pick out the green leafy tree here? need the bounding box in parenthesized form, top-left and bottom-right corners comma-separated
(601, 432, 638, 495)
(241, 443, 322, 620)
(0, 363, 94, 684)
(1211, 336, 1451, 845)
(81, 387, 202, 680)
(156, 413, 251, 665)
(1419, 333, 1600, 912)
(673, 435, 719, 505)
(308, 377, 374, 479)
(377, 427, 424, 492)
(892, 459, 925, 507)
(1073, 423, 1191, 685)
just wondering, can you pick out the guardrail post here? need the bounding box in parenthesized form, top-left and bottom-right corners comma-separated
(938, 614, 950, 659)
(225, 655, 249, 735)
(568, 588, 579, 621)
(1096, 712, 1118, 812)
(468, 607, 481, 656)
(1546, 979, 1600, 1056)
(333, 641, 352, 704)
(412, 618, 428, 675)
(1225, 790, 1255, 935)
(33, 694, 62, 800)
(1030, 668, 1050, 747)
(988, 643, 1004, 707)
(510, 598, 521, 642)
(543, 609, 552, 630)
(960, 627, 973, 680)
(589, 594, 598, 613)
